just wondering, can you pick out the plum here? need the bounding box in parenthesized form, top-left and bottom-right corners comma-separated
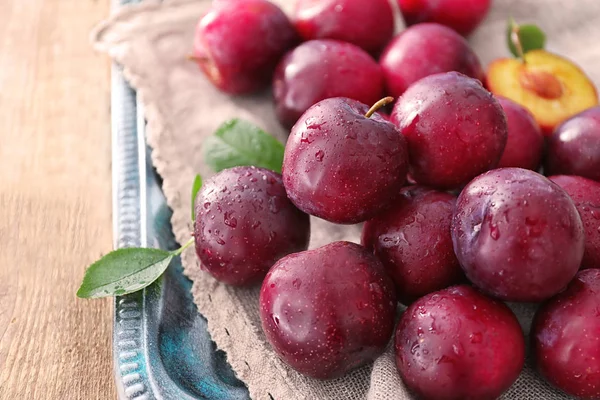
(452, 168, 585, 302)
(395, 285, 525, 400)
(496, 97, 544, 171)
(191, 0, 296, 94)
(397, 0, 491, 36)
(532, 269, 600, 399)
(293, 0, 394, 55)
(550, 175, 600, 270)
(545, 106, 600, 181)
(193, 166, 310, 286)
(273, 40, 384, 129)
(259, 241, 397, 379)
(362, 186, 464, 304)
(380, 23, 484, 98)
(282, 97, 408, 224)
(391, 72, 507, 189)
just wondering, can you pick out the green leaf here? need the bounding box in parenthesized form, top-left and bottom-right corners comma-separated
(77, 248, 173, 298)
(203, 119, 285, 173)
(507, 18, 546, 58)
(191, 174, 202, 220)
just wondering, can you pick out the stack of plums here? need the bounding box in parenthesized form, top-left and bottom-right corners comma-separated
(191, 0, 600, 398)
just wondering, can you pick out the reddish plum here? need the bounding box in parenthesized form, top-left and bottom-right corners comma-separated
(282, 97, 408, 224)
(391, 72, 507, 189)
(545, 106, 600, 181)
(397, 0, 491, 36)
(550, 175, 600, 270)
(194, 166, 310, 286)
(362, 186, 464, 304)
(273, 40, 384, 128)
(260, 241, 397, 379)
(452, 168, 584, 302)
(532, 269, 600, 399)
(496, 97, 544, 170)
(293, 0, 394, 55)
(395, 285, 525, 400)
(192, 0, 296, 94)
(380, 24, 484, 98)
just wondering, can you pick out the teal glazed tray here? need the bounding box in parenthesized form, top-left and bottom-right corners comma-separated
(110, 2, 250, 398)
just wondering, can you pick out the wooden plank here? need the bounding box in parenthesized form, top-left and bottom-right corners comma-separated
(0, 0, 114, 398)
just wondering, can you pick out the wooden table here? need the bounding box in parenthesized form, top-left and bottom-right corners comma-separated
(0, 0, 115, 398)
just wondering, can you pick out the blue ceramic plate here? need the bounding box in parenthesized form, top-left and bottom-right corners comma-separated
(110, 3, 250, 397)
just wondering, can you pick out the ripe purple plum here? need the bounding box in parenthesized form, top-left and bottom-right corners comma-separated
(380, 23, 484, 98)
(395, 285, 525, 400)
(532, 269, 600, 399)
(293, 0, 394, 55)
(362, 186, 464, 304)
(496, 97, 544, 170)
(282, 97, 408, 224)
(192, 0, 296, 94)
(397, 0, 491, 36)
(193, 166, 310, 286)
(273, 40, 384, 129)
(260, 241, 397, 379)
(391, 72, 507, 189)
(452, 168, 585, 302)
(549, 175, 600, 270)
(545, 106, 600, 182)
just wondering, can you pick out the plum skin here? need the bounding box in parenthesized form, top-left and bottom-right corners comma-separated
(395, 285, 525, 400)
(391, 72, 507, 189)
(397, 0, 491, 37)
(380, 23, 484, 98)
(283, 97, 408, 224)
(532, 269, 600, 399)
(193, 166, 310, 286)
(259, 241, 397, 379)
(452, 167, 585, 302)
(496, 97, 544, 171)
(545, 106, 600, 182)
(192, 0, 296, 94)
(293, 0, 394, 55)
(362, 186, 464, 305)
(273, 39, 384, 129)
(549, 175, 600, 270)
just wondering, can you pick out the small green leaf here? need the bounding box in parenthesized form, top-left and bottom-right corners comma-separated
(507, 18, 546, 58)
(191, 174, 203, 220)
(203, 119, 285, 173)
(77, 248, 173, 298)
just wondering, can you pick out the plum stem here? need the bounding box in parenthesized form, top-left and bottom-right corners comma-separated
(365, 97, 394, 118)
(510, 21, 526, 64)
(186, 53, 208, 63)
(171, 237, 195, 257)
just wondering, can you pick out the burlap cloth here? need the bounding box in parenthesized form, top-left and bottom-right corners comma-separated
(93, 1, 600, 398)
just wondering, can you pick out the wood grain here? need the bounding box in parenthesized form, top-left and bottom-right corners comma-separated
(0, 0, 114, 398)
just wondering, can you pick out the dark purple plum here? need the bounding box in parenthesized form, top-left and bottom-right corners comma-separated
(452, 168, 585, 302)
(532, 269, 600, 399)
(273, 40, 384, 128)
(496, 97, 544, 170)
(550, 175, 600, 270)
(259, 241, 397, 379)
(192, 0, 296, 94)
(391, 72, 507, 189)
(193, 166, 310, 286)
(546, 106, 600, 181)
(395, 285, 525, 400)
(293, 0, 394, 55)
(380, 24, 484, 98)
(282, 97, 408, 224)
(362, 186, 464, 304)
(397, 0, 491, 36)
